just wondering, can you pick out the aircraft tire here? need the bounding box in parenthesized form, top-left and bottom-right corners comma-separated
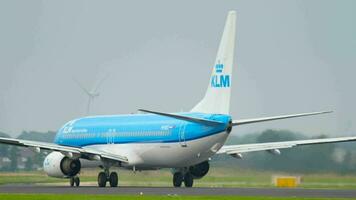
(98, 172, 107, 187)
(109, 172, 118, 187)
(74, 176, 80, 187)
(69, 177, 75, 187)
(184, 173, 193, 187)
(173, 172, 183, 187)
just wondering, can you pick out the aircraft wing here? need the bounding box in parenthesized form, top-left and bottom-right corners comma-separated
(0, 137, 128, 163)
(217, 136, 356, 156)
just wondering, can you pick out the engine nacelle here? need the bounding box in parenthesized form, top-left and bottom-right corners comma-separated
(43, 152, 81, 178)
(188, 161, 210, 179)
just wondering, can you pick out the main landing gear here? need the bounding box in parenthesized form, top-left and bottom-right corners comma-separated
(69, 176, 80, 187)
(173, 172, 193, 188)
(97, 169, 118, 187)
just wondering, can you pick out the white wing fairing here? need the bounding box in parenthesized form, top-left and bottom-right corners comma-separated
(0, 137, 128, 163)
(218, 136, 356, 156)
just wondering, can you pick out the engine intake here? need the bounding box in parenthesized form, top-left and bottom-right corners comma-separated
(60, 157, 81, 176)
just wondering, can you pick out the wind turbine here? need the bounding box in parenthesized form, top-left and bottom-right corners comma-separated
(74, 75, 108, 115)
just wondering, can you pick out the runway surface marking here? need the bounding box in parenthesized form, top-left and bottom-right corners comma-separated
(1, 185, 356, 198)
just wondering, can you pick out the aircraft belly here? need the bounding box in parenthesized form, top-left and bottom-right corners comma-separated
(85, 131, 228, 169)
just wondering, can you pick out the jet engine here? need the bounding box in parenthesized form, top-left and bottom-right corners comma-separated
(43, 152, 81, 178)
(188, 161, 209, 179)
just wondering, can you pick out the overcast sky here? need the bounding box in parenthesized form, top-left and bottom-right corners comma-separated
(0, 0, 355, 137)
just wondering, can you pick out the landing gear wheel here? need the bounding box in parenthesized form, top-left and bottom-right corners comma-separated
(74, 176, 80, 187)
(98, 172, 107, 187)
(109, 172, 118, 187)
(69, 177, 74, 187)
(184, 173, 193, 187)
(173, 172, 183, 187)
(70, 177, 80, 187)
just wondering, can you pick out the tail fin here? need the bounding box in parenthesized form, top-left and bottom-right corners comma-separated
(191, 11, 236, 114)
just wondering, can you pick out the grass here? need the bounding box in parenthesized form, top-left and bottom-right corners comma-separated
(1, 167, 356, 189)
(0, 172, 61, 185)
(0, 194, 356, 200)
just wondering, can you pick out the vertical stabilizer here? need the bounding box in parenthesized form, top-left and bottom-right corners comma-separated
(191, 11, 236, 114)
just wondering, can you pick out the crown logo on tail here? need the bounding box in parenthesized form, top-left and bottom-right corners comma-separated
(215, 61, 224, 73)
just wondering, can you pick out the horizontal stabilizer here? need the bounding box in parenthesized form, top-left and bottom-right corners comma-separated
(232, 111, 332, 126)
(138, 109, 224, 126)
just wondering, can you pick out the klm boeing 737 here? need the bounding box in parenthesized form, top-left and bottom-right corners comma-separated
(1, 11, 356, 188)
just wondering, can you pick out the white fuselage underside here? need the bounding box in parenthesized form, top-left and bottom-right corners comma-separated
(80, 131, 229, 169)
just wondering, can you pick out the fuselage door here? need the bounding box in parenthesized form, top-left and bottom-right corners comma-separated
(106, 129, 115, 144)
(178, 122, 187, 147)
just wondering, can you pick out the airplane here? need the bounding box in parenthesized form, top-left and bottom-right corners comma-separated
(1, 10, 356, 188)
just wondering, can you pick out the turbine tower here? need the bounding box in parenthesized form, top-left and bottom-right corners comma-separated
(74, 75, 108, 115)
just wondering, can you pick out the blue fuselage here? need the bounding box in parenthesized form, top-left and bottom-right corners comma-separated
(54, 113, 231, 147)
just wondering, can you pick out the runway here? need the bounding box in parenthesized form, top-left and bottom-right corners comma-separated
(1, 185, 356, 198)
